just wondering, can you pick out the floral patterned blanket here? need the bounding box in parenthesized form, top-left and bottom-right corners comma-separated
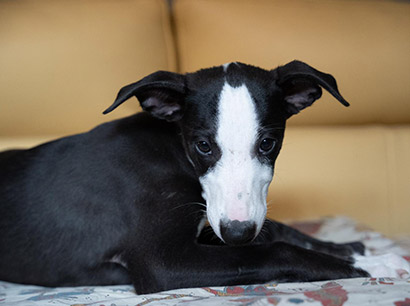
(1, 217, 409, 306)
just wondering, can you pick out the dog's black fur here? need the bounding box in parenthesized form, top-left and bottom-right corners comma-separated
(0, 61, 368, 294)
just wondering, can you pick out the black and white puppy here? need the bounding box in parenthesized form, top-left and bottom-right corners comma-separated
(0, 61, 407, 294)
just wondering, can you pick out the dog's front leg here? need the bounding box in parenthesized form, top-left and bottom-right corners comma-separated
(124, 241, 368, 294)
(198, 220, 365, 257)
(258, 219, 365, 257)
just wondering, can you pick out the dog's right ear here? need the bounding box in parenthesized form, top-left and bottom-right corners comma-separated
(103, 71, 186, 122)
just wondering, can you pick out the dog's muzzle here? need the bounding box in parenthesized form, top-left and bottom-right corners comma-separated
(220, 219, 257, 245)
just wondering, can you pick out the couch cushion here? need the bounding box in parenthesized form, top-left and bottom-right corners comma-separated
(0, 0, 175, 136)
(267, 125, 410, 236)
(174, 0, 410, 126)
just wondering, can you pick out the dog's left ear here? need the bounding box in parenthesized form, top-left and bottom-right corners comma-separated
(273, 60, 349, 117)
(103, 71, 186, 121)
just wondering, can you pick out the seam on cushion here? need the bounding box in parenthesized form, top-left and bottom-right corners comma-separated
(173, 0, 189, 73)
(384, 127, 397, 236)
(167, 0, 181, 72)
(389, 127, 409, 236)
(158, 0, 177, 72)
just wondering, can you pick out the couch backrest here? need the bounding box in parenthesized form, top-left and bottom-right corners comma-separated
(0, 0, 175, 136)
(1, 0, 409, 137)
(173, 0, 410, 126)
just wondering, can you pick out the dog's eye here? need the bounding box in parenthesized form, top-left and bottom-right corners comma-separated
(259, 138, 276, 154)
(196, 141, 212, 155)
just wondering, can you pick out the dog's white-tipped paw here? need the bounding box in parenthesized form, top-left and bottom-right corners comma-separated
(354, 253, 410, 279)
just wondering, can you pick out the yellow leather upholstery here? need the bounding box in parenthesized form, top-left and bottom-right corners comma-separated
(270, 126, 410, 236)
(0, 0, 175, 136)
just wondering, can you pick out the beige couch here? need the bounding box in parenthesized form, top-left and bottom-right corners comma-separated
(1, 0, 409, 236)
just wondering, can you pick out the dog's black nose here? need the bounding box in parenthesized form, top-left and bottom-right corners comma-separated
(220, 220, 256, 245)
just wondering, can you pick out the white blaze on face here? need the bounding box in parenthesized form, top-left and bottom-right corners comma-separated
(199, 82, 273, 240)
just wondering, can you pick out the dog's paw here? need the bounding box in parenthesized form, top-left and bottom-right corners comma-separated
(353, 253, 410, 279)
(344, 241, 366, 255)
(321, 241, 366, 258)
(331, 241, 366, 257)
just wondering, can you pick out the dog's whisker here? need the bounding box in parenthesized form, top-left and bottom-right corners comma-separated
(171, 202, 207, 211)
(266, 200, 274, 214)
(258, 229, 268, 242)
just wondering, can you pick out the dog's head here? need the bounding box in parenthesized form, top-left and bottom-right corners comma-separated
(104, 61, 349, 245)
